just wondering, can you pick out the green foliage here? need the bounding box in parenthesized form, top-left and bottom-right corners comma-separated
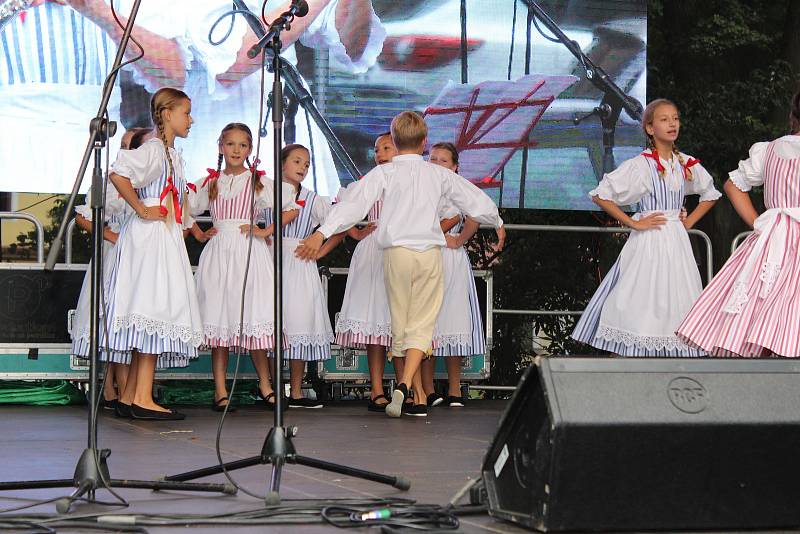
(648, 0, 798, 268)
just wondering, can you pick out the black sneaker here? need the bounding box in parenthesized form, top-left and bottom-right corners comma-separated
(403, 403, 428, 417)
(447, 395, 465, 407)
(426, 393, 444, 407)
(386, 383, 408, 418)
(288, 396, 323, 409)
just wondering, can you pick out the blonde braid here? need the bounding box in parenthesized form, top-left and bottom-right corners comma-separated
(154, 104, 177, 224)
(673, 145, 693, 181)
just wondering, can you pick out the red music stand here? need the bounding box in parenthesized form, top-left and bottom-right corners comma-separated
(423, 74, 577, 192)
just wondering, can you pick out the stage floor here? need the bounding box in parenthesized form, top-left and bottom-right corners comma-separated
(0, 399, 533, 533)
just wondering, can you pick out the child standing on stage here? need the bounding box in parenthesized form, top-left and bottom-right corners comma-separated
(333, 132, 397, 412)
(677, 92, 800, 357)
(423, 142, 488, 407)
(72, 128, 154, 411)
(190, 123, 299, 411)
(297, 111, 504, 418)
(571, 98, 720, 356)
(107, 87, 202, 420)
(263, 144, 334, 408)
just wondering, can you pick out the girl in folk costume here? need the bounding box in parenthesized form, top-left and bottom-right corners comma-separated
(107, 87, 203, 420)
(189, 123, 299, 410)
(571, 98, 720, 356)
(71, 129, 151, 412)
(262, 144, 334, 409)
(422, 143, 488, 407)
(677, 92, 800, 356)
(332, 132, 397, 412)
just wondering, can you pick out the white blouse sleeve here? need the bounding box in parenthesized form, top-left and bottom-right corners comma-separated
(110, 142, 165, 189)
(74, 197, 92, 220)
(728, 142, 769, 192)
(187, 179, 210, 216)
(683, 159, 722, 202)
(438, 199, 460, 220)
(254, 178, 301, 211)
(311, 195, 333, 227)
(589, 156, 653, 206)
(298, 0, 387, 74)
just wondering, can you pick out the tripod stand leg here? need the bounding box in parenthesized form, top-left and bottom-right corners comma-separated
(294, 455, 411, 490)
(164, 455, 265, 482)
(266, 458, 284, 505)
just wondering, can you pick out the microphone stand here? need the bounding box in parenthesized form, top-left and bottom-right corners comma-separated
(236, 0, 362, 185)
(0, 0, 234, 512)
(164, 1, 409, 504)
(520, 0, 643, 173)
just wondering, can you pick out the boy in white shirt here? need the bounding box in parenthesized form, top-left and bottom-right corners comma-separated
(296, 111, 505, 417)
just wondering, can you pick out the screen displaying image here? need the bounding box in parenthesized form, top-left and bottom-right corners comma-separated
(0, 0, 645, 210)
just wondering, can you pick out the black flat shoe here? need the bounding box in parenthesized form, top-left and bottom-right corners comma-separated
(131, 404, 186, 420)
(212, 397, 236, 413)
(114, 402, 132, 419)
(253, 388, 278, 410)
(368, 394, 390, 412)
(100, 397, 118, 411)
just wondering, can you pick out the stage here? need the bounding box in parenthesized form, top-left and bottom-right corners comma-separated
(0, 399, 533, 533)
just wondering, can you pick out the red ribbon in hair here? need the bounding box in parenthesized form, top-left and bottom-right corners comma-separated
(682, 157, 701, 180)
(249, 165, 266, 178)
(186, 183, 197, 193)
(201, 168, 220, 188)
(159, 176, 182, 223)
(19, 12, 27, 24)
(295, 199, 306, 207)
(641, 150, 666, 174)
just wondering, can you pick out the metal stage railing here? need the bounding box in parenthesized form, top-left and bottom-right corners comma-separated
(489, 223, 715, 321)
(0, 212, 45, 264)
(2, 213, 717, 385)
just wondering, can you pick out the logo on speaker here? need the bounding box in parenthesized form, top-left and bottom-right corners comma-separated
(667, 377, 708, 414)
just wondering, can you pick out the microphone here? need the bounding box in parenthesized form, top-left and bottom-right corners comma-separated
(246, 0, 309, 59)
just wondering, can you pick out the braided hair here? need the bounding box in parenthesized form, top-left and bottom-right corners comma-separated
(150, 87, 190, 222)
(209, 122, 262, 201)
(281, 144, 310, 204)
(641, 98, 693, 181)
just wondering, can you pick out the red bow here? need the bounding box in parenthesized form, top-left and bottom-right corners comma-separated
(641, 150, 666, 174)
(250, 166, 266, 178)
(296, 199, 306, 207)
(682, 157, 701, 178)
(201, 168, 220, 188)
(186, 183, 197, 193)
(19, 11, 27, 24)
(481, 176, 493, 184)
(159, 176, 182, 223)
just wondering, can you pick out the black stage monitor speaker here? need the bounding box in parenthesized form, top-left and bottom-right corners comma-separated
(481, 357, 800, 531)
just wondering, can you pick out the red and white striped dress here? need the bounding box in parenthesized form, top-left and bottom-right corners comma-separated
(190, 170, 296, 351)
(677, 135, 800, 356)
(335, 195, 392, 348)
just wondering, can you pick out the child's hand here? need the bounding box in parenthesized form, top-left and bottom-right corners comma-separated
(359, 223, 377, 239)
(630, 213, 666, 231)
(295, 232, 324, 261)
(445, 234, 461, 249)
(494, 226, 506, 252)
(137, 205, 166, 221)
(202, 228, 218, 241)
(240, 224, 268, 238)
(104, 229, 119, 245)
